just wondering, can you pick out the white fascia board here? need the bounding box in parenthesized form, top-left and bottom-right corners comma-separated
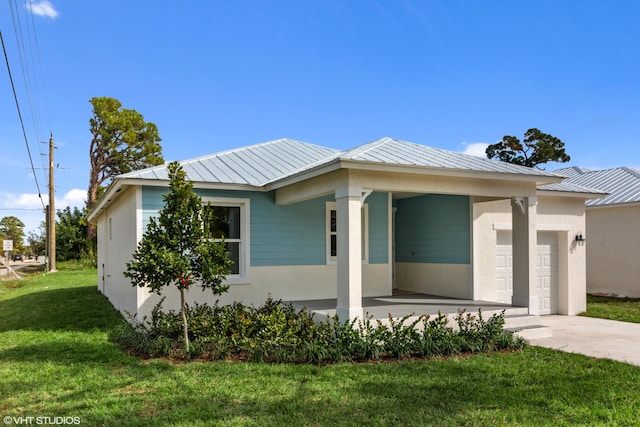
(337, 159, 564, 185)
(266, 158, 563, 190)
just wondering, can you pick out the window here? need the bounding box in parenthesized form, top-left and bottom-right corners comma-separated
(326, 202, 368, 264)
(202, 197, 250, 284)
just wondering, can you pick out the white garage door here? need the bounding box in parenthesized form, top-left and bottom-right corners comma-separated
(496, 231, 559, 315)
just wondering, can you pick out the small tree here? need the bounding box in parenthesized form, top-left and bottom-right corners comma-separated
(124, 162, 232, 352)
(0, 216, 26, 254)
(56, 206, 90, 261)
(27, 222, 46, 257)
(485, 128, 570, 169)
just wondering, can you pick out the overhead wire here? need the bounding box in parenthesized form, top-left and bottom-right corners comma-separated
(0, 29, 46, 209)
(8, 0, 49, 180)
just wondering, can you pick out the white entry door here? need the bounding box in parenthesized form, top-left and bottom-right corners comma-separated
(495, 231, 559, 314)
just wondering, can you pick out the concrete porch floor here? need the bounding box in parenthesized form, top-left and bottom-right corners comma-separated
(288, 293, 519, 321)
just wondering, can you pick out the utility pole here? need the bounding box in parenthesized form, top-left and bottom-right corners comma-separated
(48, 134, 56, 272)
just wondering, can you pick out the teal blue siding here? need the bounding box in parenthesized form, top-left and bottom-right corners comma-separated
(141, 186, 390, 267)
(395, 194, 470, 264)
(367, 192, 389, 264)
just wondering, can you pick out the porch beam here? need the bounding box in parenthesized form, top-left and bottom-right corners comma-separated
(511, 196, 539, 314)
(335, 186, 364, 321)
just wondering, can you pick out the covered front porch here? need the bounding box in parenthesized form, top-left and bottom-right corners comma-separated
(288, 293, 552, 339)
(289, 293, 520, 321)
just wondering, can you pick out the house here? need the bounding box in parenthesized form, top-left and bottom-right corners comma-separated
(87, 137, 604, 321)
(555, 166, 640, 297)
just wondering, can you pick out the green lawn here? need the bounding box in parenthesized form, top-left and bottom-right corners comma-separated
(580, 294, 640, 324)
(1, 269, 640, 426)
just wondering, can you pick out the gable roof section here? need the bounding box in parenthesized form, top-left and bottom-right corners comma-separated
(559, 167, 640, 207)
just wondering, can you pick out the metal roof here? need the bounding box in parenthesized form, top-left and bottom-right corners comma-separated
(558, 167, 640, 207)
(338, 137, 561, 177)
(537, 181, 606, 196)
(120, 138, 340, 186)
(119, 137, 562, 188)
(553, 166, 594, 178)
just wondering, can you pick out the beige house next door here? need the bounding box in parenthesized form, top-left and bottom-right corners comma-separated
(496, 231, 559, 315)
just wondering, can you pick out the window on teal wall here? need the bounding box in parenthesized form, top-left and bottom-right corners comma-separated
(202, 197, 250, 284)
(326, 202, 369, 264)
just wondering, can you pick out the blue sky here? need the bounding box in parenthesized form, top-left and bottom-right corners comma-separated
(1, 0, 639, 234)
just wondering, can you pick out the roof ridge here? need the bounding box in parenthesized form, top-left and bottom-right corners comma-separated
(341, 137, 395, 158)
(621, 166, 640, 180)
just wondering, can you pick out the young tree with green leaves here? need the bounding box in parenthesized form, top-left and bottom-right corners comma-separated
(56, 206, 90, 261)
(0, 216, 26, 254)
(124, 162, 232, 352)
(27, 222, 46, 257)
(87, 96, 164, 237)
(485, 128, 570, 169)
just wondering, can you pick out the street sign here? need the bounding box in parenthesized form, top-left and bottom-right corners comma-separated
(2, 240, 13, 251)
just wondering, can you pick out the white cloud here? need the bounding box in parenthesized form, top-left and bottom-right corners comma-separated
(0, 189, 85, 234)
(25, 1, 59, 19)
(59, 189, 86, 207)
(0, 189, 85, 210)
(461, 142, 489, 158)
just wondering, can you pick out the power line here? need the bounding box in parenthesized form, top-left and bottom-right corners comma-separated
(0, 29, 45, 210)
(8, 0, 49, 181)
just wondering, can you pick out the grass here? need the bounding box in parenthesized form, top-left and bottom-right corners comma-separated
(1, 270, 640, 425)
(581, 294, 640, 324)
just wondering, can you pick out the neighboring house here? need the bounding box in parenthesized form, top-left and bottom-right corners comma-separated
(87, 137, 603, 321)
(555, 166, 640, 297)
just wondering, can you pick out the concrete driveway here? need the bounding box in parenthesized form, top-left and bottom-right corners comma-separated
(529, 315, 640, 367)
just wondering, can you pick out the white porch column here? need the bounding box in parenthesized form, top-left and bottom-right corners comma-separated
(511, 196, 539, 314)
(335, 186, 363, 321)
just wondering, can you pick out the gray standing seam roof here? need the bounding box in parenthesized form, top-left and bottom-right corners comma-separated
(119, 138, 340, 186)
(557, 167, 640, 206)
(117, 137, 562, 188)
(339, 137, 561, 177)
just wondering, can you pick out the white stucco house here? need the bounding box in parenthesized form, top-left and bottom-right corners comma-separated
(87, 137, 604, 321)
(555, 166, 640, 298)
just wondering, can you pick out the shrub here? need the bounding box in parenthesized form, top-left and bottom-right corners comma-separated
(111, 299, 528, 363)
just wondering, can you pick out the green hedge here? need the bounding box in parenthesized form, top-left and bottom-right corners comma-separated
(111, 298, 527, 363)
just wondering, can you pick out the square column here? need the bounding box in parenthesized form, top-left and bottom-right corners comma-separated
(511, 197, 539, 314)
(335, 186, 364, 321)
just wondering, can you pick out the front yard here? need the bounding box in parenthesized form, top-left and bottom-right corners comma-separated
(1, 268, 639, 426)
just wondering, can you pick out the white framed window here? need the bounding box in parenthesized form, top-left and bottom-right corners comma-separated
(326, 201, 369, 265)
(202, 197, 250, 284)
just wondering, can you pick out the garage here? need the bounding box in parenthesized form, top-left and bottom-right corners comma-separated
(495, 231, 559, 315)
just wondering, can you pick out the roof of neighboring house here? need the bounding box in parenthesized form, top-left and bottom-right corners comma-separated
(553, 166, 594, 178)
(553, 166, 640, 207)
